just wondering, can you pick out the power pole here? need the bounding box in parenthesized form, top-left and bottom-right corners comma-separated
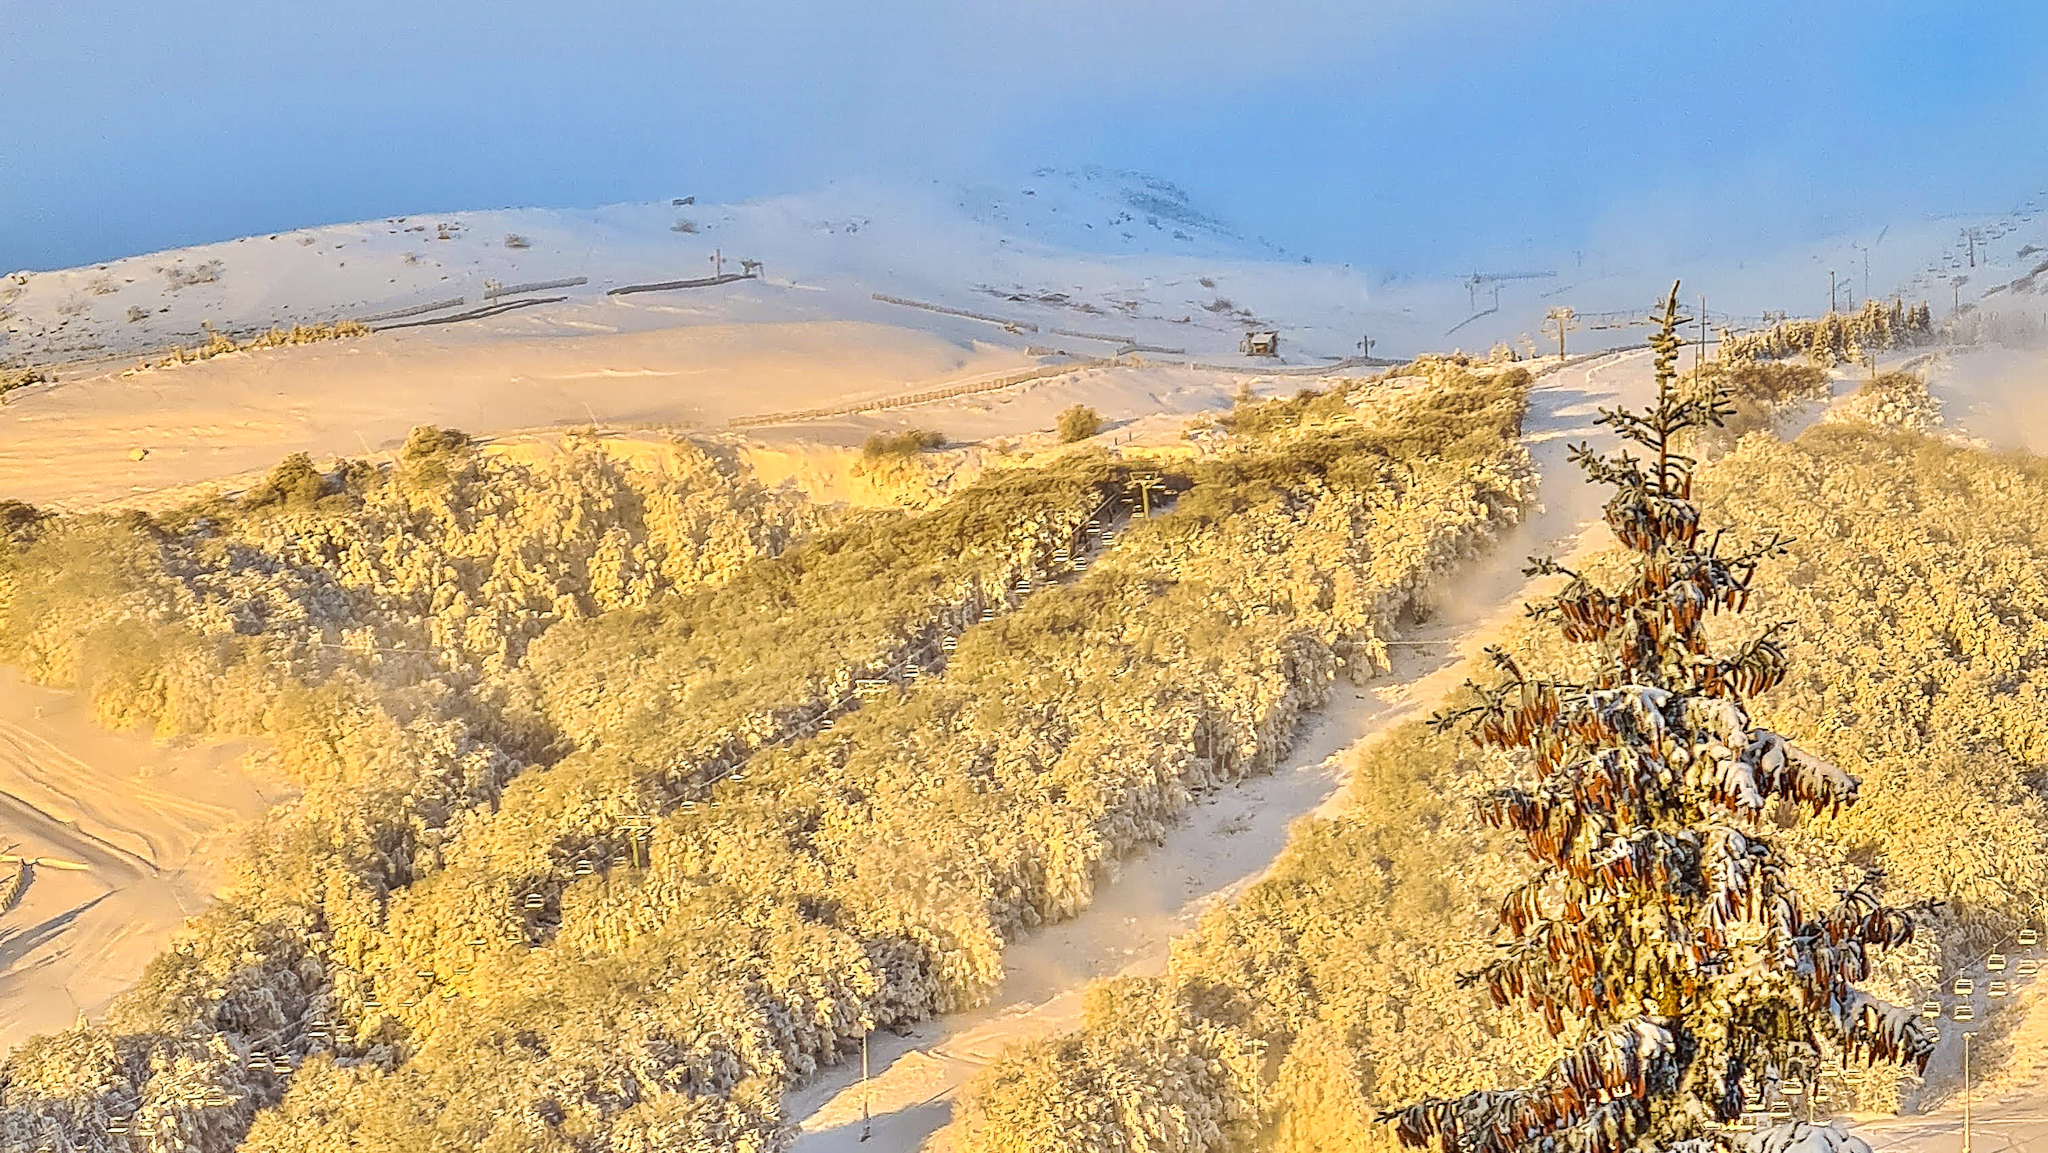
(861, 1031, 872, 1143)
(1830, 270, 1838, 314)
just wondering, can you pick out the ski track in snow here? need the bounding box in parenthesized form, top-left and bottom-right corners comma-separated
(783, 349, 1662, 1152)
(0, 670, 275, 1055)
(787, 344, 2032, 1152)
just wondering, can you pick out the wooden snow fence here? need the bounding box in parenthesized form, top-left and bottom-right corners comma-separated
(0, 860, 25, 914)
(726, 356, 1121, 429)
(357, 278, 589, 327)
(870, 293, 1039, 332)
(1050, 326, 1137, 344)
(357, 296, 467, 324)
(484, 275, 588, 302)
(0, 853, 85, 872)
(370, 296, 566, 331)
(607, 272, 755, 296)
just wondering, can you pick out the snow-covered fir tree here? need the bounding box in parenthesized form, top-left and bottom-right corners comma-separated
(1383, 283, 1934, 1153)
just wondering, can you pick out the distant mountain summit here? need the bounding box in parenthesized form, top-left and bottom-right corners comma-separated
(952, 166, 1292, 261)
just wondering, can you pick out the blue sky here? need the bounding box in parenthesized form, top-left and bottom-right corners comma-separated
(5, 0, 2046, 273)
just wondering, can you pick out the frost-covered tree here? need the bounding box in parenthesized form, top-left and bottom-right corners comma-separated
(1383, 283, 1933, 1153)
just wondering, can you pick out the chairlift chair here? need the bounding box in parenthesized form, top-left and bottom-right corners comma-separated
(1989, 980, 2010, 998)
(1922, 1000, 1942, 1018)
(1954, 977, 1975, 996)
(1990, 952, 2008, 971)
(2019, 958, 2040, 976)
(1955, 1003, 1976, 1022)
(2020, 927, 2040, 948)
(1781, 1078, 1804, 1097)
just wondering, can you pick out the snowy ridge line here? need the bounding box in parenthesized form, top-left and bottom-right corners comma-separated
(606, 272, 754, 296)
(871, 293, 1040, 332)
(726, 356, 1121, 428)
(355, 296, 467, 324)
(370, 296, 564, 332)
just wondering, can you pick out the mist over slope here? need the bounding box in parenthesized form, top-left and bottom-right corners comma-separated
(7, 168, 2044, 378)
(951, 166, 1293, 261)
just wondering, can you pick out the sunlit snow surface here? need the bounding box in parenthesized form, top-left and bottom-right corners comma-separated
(6, 172, 2046, 370)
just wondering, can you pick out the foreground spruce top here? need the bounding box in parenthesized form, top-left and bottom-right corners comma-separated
(1387, 284, 1934, 1153)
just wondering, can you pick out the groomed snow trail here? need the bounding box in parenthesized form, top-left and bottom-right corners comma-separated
(0, 670, 276, 1054)
(784, 349, 1660, 1151)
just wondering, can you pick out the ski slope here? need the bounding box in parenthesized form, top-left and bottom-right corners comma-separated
(9, 170, 2043, 384)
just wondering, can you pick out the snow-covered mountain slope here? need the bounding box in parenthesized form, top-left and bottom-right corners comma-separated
(0, 176, 1409, 371)
(6, 171, 2047, 375)
(952, 166, 1291, 261)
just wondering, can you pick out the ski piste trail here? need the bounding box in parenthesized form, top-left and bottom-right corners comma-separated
(785, 347, 1661, 1151)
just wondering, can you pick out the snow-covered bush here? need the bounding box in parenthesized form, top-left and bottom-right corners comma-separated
(212, 365, 1534, 1150)
(1821, 370, 1942, 432)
